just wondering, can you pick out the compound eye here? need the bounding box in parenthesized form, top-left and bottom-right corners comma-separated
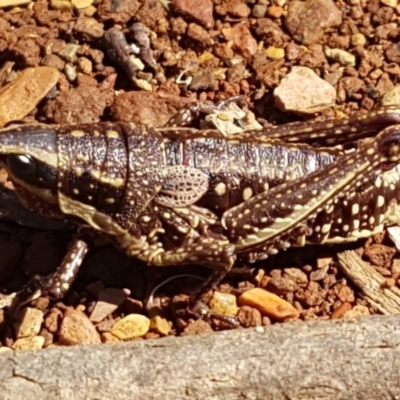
(6, 154, 37, 180)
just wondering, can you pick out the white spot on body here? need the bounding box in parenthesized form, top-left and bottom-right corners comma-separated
(215, 182, 227, 196)
(243, 187, 253, 201)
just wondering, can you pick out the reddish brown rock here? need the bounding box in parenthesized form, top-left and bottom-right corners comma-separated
(44, 308, 64, 333)
(284, 0, 342, 45)
(363, 244, 397, 268)
(222, 24, 258, 59)
(215, 1, 251, 18)
(59, 309, 101, 345)
(97, 0, 140, 23)
(110, 91, 193, 126)
(181, 319, 213, 336)
(237, 306, 262, 328)
(73, 16, 104, 40)
(90, 288, 130, 324)
(171, 0, 214, 28)
(44, 85, 113, 124)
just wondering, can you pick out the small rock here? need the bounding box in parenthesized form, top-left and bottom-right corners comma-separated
(101, 332, 121, 343)
(351, 33, 367, 47)
(171, 0, 214, 28)
(50, 0, 73, 10)
(274, 66, 336, 114)
(297, 281, 326, 307)
(44, 85, 113, 124)
(189, 69, 215, 91)
(267, 275, 297, 294)
(310, 266, 329, 282)
(0, 67, 59, 128)
(266, 46, 285, 60)
(42, 54, 65, 70)
(71, 0, 92, 8)
(222, 24, 257, 59)
(82, 4, 96, 16)
(215, 1, 250, 18)
(237, 306, 262, 327)
(44, 307, 63, 333)
(58, 43, 81, 63)
(97, 0, 140, 23)
(0, 0, 30, 7)
(90, 288, 130, 323)
(74, 17, 104, 40)
(110, 91, 192, 126)
(239, 288, 300, 321)
(13, 336, 45, 351)
(381, 0, 398, 7)
(59, 309, 101, 345)
(342, 305, 370, 319)
(284, 0, 342, 45)
(382, 85, 400, 107)
(209, 292, 239, 317)
(253, 4, 267, 18)
(283, 268, 308, 285)
(64, 64, 77, 82)
(15, 308, 44, 339)
(325, 48, 356, 67)
(331, 302, 353, 319)
(0, 347, 12, 354)
(38, 327, 53, 346)
(187, 23, 213, 46)
(267, 5, 283, 18)
(111, 314, 150, 340)
(337, 285, 355, 303)
(77, 57, 93, 75)
(181, 319, 213, 336)
(363, 244, 396, 268)
(150, 315, 171, 336)
(317, 257, 333, 270)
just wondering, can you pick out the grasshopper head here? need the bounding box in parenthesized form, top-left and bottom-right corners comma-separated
(0, 125, 62, 217)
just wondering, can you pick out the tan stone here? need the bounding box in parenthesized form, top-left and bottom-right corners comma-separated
(111, 314, 150, 340)
(239, 288, 300, 320)
(15, 308, 44, 338)
(71, 0, 93, 8)
(150, 315, 171, 336)
(209, 292, 239, 317)
(0, 0, 30, 8)
(342, 305, 370, 319)
(13, 336, 45, 351)
(0, 67, 59, 127)
(0, 347, 13, 354)
(274, 66, 336, 114)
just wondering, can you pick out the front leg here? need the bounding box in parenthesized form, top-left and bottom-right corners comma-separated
(10, 239, 89, 314)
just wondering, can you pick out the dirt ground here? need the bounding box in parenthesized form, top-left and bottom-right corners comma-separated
(0, 0, 400, 350)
